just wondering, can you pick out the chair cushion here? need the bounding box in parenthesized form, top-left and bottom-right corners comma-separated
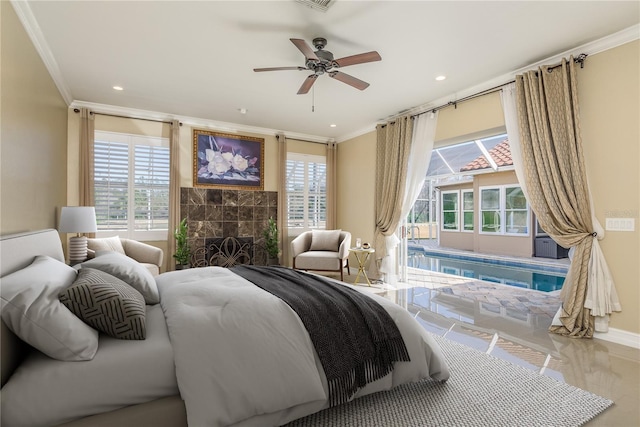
(87, 236, 126, 255)
(60, 268, 146, 340)
(309, 230, 342, 252)
(295, 251, 342, 271)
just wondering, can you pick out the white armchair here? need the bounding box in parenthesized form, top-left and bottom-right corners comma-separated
(86, 236, 164, 276)
(291, 230, 351, 281)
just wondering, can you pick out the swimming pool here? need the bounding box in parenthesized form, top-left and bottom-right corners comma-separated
(407, 249, 567, 292)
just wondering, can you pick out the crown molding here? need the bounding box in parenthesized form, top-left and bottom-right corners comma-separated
(10, 0, 73, 105)
(70, 101, 332, 144)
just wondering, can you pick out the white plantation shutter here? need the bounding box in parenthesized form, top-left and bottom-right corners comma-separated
(94, 140, 129, 230)
(286, 153, 326, 230)
(134, 144, 170, 231)
(94, 131, 169, 240)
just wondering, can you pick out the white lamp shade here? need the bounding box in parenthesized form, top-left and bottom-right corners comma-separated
(59, 207, 98, 234)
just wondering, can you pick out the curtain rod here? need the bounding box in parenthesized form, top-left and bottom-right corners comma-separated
(411, 53, 588, 119)
(73, 108, 181, 126)
(277, 134, 328, 145)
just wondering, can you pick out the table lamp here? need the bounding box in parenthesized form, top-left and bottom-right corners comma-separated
(59, 206, 97, 264)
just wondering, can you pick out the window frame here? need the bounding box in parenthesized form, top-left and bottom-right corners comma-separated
(440, 190, 460, 232)
(461, 189, 474, 233)
(479, 185, 530, 236)
(285, 152, 327, 233)
(94, 130, 170, 241)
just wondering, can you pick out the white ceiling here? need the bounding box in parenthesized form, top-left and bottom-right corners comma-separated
(14, 1, 640, 142)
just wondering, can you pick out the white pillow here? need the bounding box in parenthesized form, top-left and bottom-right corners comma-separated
(309, 229, 342, 252)
(0, 256, 99, 361)
(81, 251, 159, 304)
(87, 236, 126, 255)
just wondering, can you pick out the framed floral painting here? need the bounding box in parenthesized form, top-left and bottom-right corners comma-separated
(193, 129, 264, 190)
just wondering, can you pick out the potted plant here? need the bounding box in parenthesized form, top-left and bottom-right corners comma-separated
(173, 218, 191, 269)
(263, 217, 280, 265)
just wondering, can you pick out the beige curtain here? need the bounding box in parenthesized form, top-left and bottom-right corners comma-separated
(326, 140, 337, 229)
(79, 108, 95, 207)
(373, 115, 414, 281)
(79, 108, 96, 238)
(515, 57, 619, 338)
(276, 133, 289, 266)
(167, 120, 181, 272)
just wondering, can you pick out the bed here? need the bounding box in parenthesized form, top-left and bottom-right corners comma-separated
(1, 229, 449, 427)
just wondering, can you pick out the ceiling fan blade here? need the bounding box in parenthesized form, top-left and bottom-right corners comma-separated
(290, 38, 319, 61)
(297, 74, 318, 95)
(328, 71, 370, 91)
(332, 51, 382, 68)
(254, 66, 308, 72)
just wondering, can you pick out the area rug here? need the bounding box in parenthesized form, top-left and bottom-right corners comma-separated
(286, 335, 612, 427)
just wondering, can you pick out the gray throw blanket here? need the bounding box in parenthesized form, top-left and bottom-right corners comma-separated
(230, 265, 410, 407)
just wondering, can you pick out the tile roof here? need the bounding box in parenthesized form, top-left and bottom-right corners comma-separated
(460, 139, 512, 172)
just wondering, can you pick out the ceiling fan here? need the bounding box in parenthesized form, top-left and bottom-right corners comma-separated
(253, 37, 382, 95)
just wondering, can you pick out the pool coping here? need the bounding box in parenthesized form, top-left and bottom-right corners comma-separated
(408, 244, 570, 275)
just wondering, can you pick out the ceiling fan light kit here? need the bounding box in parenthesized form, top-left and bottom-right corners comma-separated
(254, 37, 381, 95)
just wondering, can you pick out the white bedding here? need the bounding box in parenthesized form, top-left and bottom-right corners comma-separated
(156, 267, 450, 427)
(0, 304, 179, 427)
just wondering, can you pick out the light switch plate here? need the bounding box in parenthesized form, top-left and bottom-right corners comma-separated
(605, 218, 635, 231)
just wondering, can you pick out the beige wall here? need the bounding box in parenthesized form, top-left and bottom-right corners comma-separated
(577, 40, 639, 335)
(336, 131, 376, 266)
(1, 2, 68, 234)
(434, 91, 505, 146)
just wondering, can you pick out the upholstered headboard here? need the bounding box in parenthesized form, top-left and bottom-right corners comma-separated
(1, 229, 65, 386)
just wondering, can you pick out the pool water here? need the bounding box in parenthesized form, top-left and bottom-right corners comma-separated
(407, 251, 566, 292)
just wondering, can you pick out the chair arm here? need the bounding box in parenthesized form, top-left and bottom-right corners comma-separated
(121, 239, 164, 267)
(290, 232, 312, 258)
(338, 232, 352, 259)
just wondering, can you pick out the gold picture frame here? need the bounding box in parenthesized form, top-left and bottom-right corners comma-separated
(193, 129, 264, 190)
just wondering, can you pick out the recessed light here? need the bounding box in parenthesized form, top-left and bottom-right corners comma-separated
(435, 75, 446, 81)
(238, 108, 247, 114)
(112, 86, 124, 91)
(330, 124, 337, 128)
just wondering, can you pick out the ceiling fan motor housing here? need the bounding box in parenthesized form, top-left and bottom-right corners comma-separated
(307, 44, 335, 74)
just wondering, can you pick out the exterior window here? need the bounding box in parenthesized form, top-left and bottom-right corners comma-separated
(480, 185, 529, 235)
(94, 131, 170, 240)
(441, 191, 459, 231)
(286, 153, 326, 230)
(462, 190, 474, 232)
(481, 188, 501, 233)
(505, 186, 528, 234)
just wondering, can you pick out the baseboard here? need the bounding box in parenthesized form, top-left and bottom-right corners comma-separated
(594, 327, 640, 349)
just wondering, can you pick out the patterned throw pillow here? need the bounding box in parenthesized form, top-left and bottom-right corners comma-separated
(59, 268, 146, 340)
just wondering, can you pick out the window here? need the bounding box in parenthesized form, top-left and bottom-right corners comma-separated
(441, 191, 459, 231)
(480, 185, 529, 235)
(286, 153, 326, 230)
(462, 190, 474, 232)
(94, 131, 170, 240)
(505, 186, 528, 234)
(480, 188, 501, 233)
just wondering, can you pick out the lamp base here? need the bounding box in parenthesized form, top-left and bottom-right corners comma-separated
(68, 236, 88, 265)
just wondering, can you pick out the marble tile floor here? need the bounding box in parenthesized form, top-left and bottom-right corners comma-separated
(320, 268, 640, 427)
